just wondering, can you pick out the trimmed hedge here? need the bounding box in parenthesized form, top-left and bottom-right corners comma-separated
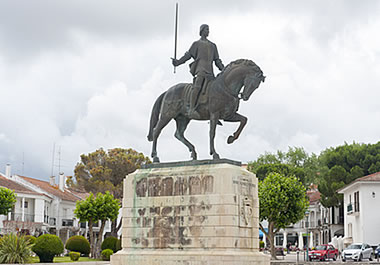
(24, 235, 37, 245)
(32, 234, 64, 263)
(69, 251, 80, 261)
(65, 235, 90, 255)
(101, 236, 119, 252)
(115, 238, 121, 252)
(101, 249, 113, 261)
(259, 240, 265, 249)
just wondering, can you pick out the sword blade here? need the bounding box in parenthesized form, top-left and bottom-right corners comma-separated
(174, 2, 178, 73)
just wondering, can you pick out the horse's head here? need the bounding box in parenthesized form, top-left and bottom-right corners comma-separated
(240, 70, 266, 101)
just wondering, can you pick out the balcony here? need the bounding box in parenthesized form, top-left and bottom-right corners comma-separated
(8, 213, 35, 222)
(62, 219, 74, 227)
(80, 222, 86, 229)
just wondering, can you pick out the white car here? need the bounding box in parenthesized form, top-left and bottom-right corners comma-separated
(342, 243, 373, 262)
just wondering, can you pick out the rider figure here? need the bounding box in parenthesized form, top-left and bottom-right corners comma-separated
(172, 24, 224, 117)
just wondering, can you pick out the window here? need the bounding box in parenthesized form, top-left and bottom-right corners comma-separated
(20, 200, 28, 208)
(354, 191, 359, 212)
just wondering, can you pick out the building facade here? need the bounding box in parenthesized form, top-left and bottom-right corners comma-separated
(0, 164, 113, 243)
(338, 172, 380, 247)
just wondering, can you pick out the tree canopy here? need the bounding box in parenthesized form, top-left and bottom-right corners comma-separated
(259, 172, 309, 259)
(318, 141, 380, 207)
(0, 187, 17, 215)
(74, 147, 151, 198)
(73, 147, 150, 236)
(248, 146, 319, 185)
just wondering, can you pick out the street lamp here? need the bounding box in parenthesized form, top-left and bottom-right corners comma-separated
(305, 211, 310, 261)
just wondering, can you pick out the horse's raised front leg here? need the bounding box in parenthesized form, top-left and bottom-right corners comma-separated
(151, 116, 171, 163)
(225, 113, 248, 144)
(174, 116, 197, 160)
(209, 113, 220, 160)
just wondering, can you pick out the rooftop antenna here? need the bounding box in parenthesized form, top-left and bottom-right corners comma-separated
(22, 152, 25, 175)
(58, 146, 62, 174)
(50, 143, 55, 177)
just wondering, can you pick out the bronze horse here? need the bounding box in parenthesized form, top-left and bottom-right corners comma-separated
(147, 59, 265, 162)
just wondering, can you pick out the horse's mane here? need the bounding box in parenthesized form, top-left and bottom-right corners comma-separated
(216, 59, 262, 78)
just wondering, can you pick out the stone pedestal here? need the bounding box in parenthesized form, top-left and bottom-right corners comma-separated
(111, 160, 270, 265)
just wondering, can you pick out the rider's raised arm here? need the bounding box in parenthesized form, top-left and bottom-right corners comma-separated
(172, 52, 191, 66)
(172, 42, 197, 67)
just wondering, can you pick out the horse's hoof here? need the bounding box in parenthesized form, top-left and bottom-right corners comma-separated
(191, 153, 197, 160)
(153, 157, 160, 163)
(227, 136, 235, 144)
(213, 153, 220, 160)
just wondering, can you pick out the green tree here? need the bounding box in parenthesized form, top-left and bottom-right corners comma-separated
(248, 147, 318, 185)
(73, 147, 150, 235)
(74, 192, 120, 258)
(0, 187, 17, 215)
(94, 192, 120, 257)
(318, 141, 380, 207)
(74, 193, 97, 258)
(259, 172, 309, 259)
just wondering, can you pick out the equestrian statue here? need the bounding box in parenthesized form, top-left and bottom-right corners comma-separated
(147, 24, 266, 163)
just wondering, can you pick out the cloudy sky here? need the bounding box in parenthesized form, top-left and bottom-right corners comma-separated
(1, 0, 379, 180)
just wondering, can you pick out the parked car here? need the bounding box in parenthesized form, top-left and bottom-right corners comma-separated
(342, 243, 373, 262)
(308, 244, 339, 261)
(375, 244, 380, 259)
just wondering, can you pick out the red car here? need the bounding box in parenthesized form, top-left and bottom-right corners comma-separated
(308, 244, 339, 261)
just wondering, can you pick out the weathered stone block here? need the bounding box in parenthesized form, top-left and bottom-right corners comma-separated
(111, 161, 270, 265)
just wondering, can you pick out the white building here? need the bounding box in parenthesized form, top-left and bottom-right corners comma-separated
(338, 171, 380, 247)
(0, 164, 105, 243)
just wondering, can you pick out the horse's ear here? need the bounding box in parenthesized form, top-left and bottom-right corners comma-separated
(262, 76, 266, 82)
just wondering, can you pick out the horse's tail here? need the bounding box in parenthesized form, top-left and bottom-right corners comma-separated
(147, 92, 166, 142)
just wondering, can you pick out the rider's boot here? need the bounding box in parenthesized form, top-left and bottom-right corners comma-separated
(189, 89, 201, 119)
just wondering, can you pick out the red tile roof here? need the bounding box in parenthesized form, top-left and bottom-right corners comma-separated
(68, 189, 90, 200)
(355, 171, 380, 182)
(20, 176, 79, 202)
(307, 189, 321, 203)
(337, 172, 380, 193)
(0, 175, 42, 196)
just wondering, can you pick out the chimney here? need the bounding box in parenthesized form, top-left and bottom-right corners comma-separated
(59, 172, 65, 192)
(50, 176, 56, 186)
(5, 164, 11, 178)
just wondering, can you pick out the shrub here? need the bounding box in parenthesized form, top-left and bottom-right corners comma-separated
(101, 236, 118, 252)
(259, 240, 265, 249)
(0, 233, 33, 264)
(116, 238, 121, 252)
(69, 251, 80, 261)
(101, 249, 113, 261)
(24, 235, 37, 245)
(32, 234, 64, 262)
(65, 235, 90, 255)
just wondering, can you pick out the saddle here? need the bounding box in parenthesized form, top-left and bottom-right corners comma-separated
(183, 80, 211, 108)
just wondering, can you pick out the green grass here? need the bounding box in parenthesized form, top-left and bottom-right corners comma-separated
(30, 256, 102, 263)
